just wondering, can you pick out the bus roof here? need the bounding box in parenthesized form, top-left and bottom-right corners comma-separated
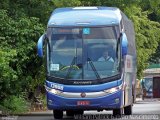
(47, 7, 122, 27)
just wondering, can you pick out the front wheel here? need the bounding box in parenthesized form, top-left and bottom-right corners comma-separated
(53, 110, 63, 119)
(113, 108, 123, 117)
(124, 105, 132, 115)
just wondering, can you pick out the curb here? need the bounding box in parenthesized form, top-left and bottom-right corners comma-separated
(17, 112, 53, 116)
(0, 111, 53, 117)
(135, 98, 143, 102)
(136, 98, 160, 102)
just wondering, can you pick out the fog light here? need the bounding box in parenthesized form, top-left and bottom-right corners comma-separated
(48, 99, 53, 105)
(115, 98, 119, 103)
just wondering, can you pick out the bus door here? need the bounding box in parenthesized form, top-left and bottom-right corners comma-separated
(153, 77, 160, 98)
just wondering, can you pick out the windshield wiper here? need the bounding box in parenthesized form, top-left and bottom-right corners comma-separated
(65, 56, 76, 79)
(87, 58, 101, 80)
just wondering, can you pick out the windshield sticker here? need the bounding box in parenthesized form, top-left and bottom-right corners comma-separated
(83, 28, 90, 34)
(50, 64, 59, 71)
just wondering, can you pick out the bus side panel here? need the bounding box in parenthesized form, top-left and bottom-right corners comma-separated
(122, 14, 136, 105)
(124, 55, 136, 106)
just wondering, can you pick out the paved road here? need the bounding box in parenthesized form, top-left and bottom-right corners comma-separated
(1, 99, 160, 120)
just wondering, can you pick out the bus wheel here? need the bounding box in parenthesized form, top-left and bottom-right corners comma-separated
(113, 108, 123, 117)
(124, 105, 132, 115)
(53, 110, 63, 119)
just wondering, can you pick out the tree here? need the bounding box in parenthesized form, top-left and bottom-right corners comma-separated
(0, 9, 44, 101)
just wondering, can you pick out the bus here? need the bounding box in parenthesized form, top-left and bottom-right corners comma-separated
(141, 76, 160, 98)
(141, 77, 153, 98)
(37, 7, 136, 119)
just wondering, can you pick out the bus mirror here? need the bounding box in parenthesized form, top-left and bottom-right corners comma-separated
(37, 34, 46, 57)
(121, 32, 128, 56)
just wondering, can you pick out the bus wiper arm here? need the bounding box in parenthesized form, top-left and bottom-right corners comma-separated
(87, 58, 101, 80)
(65, 56, 76, 79)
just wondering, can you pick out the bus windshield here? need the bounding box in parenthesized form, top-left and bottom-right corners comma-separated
(47, 27, 120, 80)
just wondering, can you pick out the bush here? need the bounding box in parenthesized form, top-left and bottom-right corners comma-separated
(0, 95, 29, 114)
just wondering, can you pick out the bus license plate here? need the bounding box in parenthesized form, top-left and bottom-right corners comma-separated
(77, 101, 90, 105)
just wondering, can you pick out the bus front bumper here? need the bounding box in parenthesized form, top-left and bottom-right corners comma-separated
(46, 90, 123, 110)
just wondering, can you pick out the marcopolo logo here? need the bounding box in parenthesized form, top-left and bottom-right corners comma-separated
(80, 92, 86, 98)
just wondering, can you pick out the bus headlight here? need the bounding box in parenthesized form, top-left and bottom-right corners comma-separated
(45, 85, 62, 95)
(104, 84, 122, 94)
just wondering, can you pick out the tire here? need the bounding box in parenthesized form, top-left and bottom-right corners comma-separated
(113, 108, 123, 117)
(124, 105, 132, 115)
(53, 110, 63, 119)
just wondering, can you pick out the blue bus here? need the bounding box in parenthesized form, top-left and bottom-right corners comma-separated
(141, 77, 153, 98)
(37, 7, 136, 119)
(141, 76, 160, 98)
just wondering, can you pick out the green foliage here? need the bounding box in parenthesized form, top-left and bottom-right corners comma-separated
(0, 95, 29, 114)
(0, 9, 45, 112)
(0, 49, 17, 99)
(52, 0, 81, 7)
(140, 0, 160, 22)
(150, 44, 160, 64)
